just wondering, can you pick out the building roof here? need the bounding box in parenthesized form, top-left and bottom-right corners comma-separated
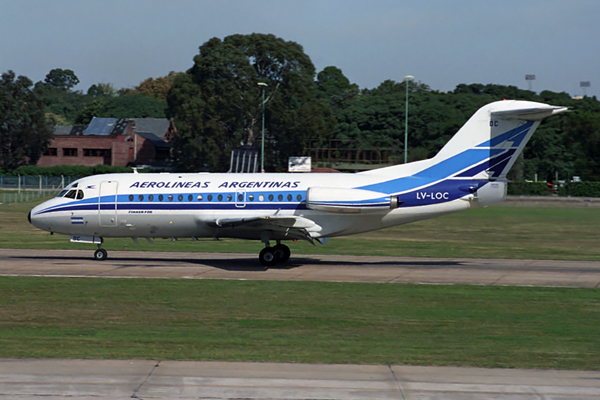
(53, 125, 86, 135)
(133, 119, 170, 139)
(84, 118, 129, 136)
(136, 131, 170, 149)
(52, 118, 171, 140)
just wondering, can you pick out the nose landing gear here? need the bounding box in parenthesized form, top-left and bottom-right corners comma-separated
(94, 246, 108, 261)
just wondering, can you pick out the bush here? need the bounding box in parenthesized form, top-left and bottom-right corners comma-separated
(564, 182, 600, 197)
(508, 181, 600, 197)
(10, 165, 136, 178)
(507, 181, 552, 196)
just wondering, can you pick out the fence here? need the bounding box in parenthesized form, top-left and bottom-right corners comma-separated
(0, 175, 77, 204)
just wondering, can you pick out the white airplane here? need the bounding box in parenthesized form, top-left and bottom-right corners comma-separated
(29, 100, 566, 266)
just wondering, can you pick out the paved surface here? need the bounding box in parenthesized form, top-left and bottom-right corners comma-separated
(1, 248, 600, 288)
(2, 248, 599, 399)
(1, 358, 600, 400)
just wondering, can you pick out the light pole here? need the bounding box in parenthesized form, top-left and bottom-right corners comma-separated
(404, 75, 414, 164)
(258, 82, 267, 172)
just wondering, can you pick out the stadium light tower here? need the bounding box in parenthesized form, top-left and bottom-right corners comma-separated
(404, 75, 414, 164)
(581, 81, 591, 97)
(525, 74, 536, 91)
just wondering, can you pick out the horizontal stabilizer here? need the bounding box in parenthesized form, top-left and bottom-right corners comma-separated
(491, 105, 568, 121)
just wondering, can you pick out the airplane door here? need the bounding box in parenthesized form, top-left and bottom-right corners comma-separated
(235, 189, 246, 208)
(99, 181, 118, 227)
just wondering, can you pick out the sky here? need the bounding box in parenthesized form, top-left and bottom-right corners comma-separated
(2, 0, 599, 98)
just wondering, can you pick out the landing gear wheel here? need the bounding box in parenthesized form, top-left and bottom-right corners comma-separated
(94, 248, 108, 261)
(272, 244, 291, 264)
(259, 247, 278, 267)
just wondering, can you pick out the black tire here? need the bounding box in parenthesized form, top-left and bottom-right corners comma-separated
(259, 247, 278, 267)
(272, 244, 291, 263)
(94, 248, 108, 261)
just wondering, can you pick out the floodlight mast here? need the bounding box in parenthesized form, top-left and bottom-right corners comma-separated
(525, 74, 536, 91)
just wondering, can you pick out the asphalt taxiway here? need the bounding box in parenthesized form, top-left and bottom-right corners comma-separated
(1, 248, 599, 287)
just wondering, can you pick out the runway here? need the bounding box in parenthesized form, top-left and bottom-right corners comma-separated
(1, 248, 600, 287)
(1, 248, 599, 399)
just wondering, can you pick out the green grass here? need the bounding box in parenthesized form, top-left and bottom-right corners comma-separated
(3, 197, 600, 260)
(1, 276, 598, 369)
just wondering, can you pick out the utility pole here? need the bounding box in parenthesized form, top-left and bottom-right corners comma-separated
(404, 75, 414, 164)
(258, 82, 267, 173)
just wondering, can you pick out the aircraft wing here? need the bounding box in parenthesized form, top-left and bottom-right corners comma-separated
(205, 215, 319, 243)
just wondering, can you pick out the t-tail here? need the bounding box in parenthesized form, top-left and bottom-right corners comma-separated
(358, 100, 567, 209)
(434, 100, 567, 180)
(430, 100, 568, 206)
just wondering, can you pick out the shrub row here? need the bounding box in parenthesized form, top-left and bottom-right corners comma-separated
(508, 181, 600, 197)
(3, 165, 137, 178)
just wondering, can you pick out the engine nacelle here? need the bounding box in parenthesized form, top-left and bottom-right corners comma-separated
(306, 187, 399, 213)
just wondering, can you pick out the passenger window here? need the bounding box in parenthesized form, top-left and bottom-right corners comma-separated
(268, 194, 274, 201)
(217, 194, 223, 201)
(138, 195, 144, 201)
(188, 194, 193, 201)
(178, 194, 183, 201)
(287, 194, 292, 201)
(248, 194, 254, 201)
(238, 194, 243, 201)
(227, 194, 233, 201)
(297, 194, 302, 201)
(277, 194, 283, 201)
(259, 194, 264, 201)
(149, 194, 154, 201)
(168, 195, 173, 201)
(159, 195, 164, 201)
(198, 194, 203, 201)
(207, 194, 213, 201)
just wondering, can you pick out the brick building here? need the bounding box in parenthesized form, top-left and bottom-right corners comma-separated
(37, 118, 175, 168)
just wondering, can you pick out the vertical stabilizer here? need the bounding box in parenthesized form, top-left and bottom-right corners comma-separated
(433, 100, 567, 180)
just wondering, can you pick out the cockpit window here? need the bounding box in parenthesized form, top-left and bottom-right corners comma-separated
(76, 190, 84, 199)
(64, 189, 78, 199)
(57, 189, 68, 198)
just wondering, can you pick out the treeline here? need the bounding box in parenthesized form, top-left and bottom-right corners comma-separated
(37, 68, 174, 125)
(3, 33, 600, 181)
(325, 79, 600, 181)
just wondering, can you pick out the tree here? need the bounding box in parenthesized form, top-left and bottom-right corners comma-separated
(316, 66, 359, 115)
(0, 71, 54, 169)
(134, 71, 183, 101)
(75, 93, 167, 124)
(87, 83, 116, 97)
(167, 33, 335, 171)
(44, 68, 80, 90)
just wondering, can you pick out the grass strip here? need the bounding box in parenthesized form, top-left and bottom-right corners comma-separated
(1, 276, 598, 370)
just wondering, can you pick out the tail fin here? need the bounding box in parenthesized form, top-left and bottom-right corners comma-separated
(433, 100, 567, 180)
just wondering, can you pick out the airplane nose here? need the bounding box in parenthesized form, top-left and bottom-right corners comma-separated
(28, 211, 32, 224)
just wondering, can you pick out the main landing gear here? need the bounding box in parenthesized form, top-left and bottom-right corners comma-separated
(258, 242, 291, 267)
